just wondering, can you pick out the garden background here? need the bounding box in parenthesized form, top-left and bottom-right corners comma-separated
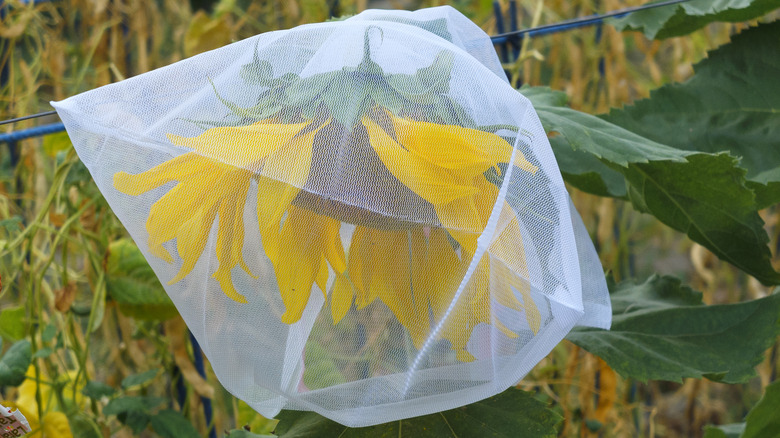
(0, 0, 778, 436)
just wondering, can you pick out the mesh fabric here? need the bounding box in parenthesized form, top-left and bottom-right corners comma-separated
(53, 6, 611, 427)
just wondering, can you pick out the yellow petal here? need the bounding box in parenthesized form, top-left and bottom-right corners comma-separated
(492, 259, 541, 334)
(257, 121, 328, 264)
(113, 153, 201, 196)
(391, 114, 537, 177)
(212, 269, 248, 303)
(256, 178, 293, 265)
(169, 202, 219, 283)
(330, 273, 354, 324)
(346, 227, 372, 309)
(144, 158, 222, 263)
(212, 176, 252, 303)
(315, 255, 329, 297)
(490, 207, 529, 278)
(434, 176, 498, 256)
(424, 228, 463, 320)
(260, 122, 326, 185)
(436, 255, 490, 360)
(275, 207, 323, 324)
(489, 206, 540, 333)
(322, 216, 346, 274)
(167, 120, 310, 169)
(363, 117, 478, 206)
(367, 230, 429, 349)
(434, 194, 481, 256)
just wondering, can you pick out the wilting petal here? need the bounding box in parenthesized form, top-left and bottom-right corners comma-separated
(257, 178, 296, 265)
(146, 184, 210, 263)
(390, 113, 538, 176)
(261, 122, 326, 185)
(363, 117, 478, 206)
(167, 120, 310, 169)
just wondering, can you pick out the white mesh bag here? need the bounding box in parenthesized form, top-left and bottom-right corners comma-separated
(52, 6, 611, 427)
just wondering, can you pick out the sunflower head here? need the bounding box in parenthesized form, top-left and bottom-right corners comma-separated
(111, 39, 542, 372)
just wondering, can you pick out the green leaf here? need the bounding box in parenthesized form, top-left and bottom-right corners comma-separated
(521, 86, 689, 167)
(0, 306, 26, 341)
(121, 368, 160, 389)
(123, 410, 151, 434)
(624, 153, 780, 284)
(106, 239, 178, 321)
(273, 388, 561, 437)
(386, 51, 453, 105)
(102, 395, 166, 416)
(610, 0, 779, 39)
(32, 347, 53, 359)
(226, 430, 276, 438)
(82, 380, 117, 399)
(606, 21, 780, 208)
(741, 380, 780, 438)
(703, 423, 745, 438)
(149, 409, 200, 438)
(0, 340, 32, 386)
(567, 275, 780, 383)
(548, 136, 627, 198)
(41, 323, 57, 343)
(526, 84, 780, 285)
(67, 414, 103, 438)
(522, 87, 627, 197)
(302, 338, 347, 390)
(0, 216, 22, 233)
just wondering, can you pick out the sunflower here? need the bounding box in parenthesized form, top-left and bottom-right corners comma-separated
(114, 108, 541, 361)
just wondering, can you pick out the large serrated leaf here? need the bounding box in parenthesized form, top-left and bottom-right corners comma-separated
(272, 388, 560, 437)
(567, 275, 780, 383)
(610, 0, 779, 39)
(522, 86, 689, 166)
(606, 21, 780, 208)
(106, 239, 178, 320)
(525, 83, 780, 284)
(623, 153, 780, 285)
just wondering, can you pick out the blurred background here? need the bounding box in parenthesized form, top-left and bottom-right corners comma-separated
(0, 1, 777, 437)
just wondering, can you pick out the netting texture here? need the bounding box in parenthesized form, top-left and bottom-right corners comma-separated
(53, 6, 611, 427)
